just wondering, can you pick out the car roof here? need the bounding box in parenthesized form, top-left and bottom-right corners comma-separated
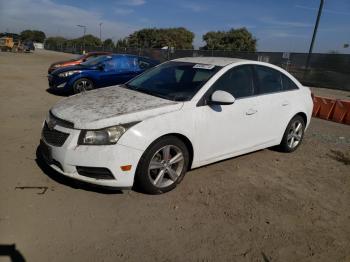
(172, 57, 249, 67)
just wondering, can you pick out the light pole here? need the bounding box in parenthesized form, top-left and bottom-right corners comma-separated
(77, 24, 87, 53)
(99, 22, 103, 46)
(305, 0, 324, 70)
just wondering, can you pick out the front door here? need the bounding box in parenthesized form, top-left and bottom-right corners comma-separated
(99, 58, 119, 87)
(194, 65, 265, 164)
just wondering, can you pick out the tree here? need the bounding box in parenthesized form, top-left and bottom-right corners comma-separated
(45, 37, 66, 45)
(45, 37, 67, 49)
(201, 28, 257, 52)
(115, 39, 128, 48)
(103, 38, 114, 49)
(20, 30, 46, 42)
(125, 27, 194, 49)
(71, 34, 102, 47)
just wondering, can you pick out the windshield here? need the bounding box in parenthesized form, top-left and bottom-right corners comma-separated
(125, 61, 221, 101)
(81, 55, 111, 66)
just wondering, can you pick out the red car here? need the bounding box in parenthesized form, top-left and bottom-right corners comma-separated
(48, 51, 112, 73)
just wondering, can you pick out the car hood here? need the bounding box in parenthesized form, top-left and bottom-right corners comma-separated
(50, 59, 77, 67)
(51, 65, 94, 75)
(51, 85, 182, 129)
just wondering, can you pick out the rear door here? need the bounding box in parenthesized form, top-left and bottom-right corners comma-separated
(253, 65, 292, 142)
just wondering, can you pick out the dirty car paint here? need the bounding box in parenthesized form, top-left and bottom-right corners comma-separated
(51, 85, 182, 129)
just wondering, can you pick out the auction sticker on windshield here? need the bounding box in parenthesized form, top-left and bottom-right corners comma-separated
(193, 64, 215, 70)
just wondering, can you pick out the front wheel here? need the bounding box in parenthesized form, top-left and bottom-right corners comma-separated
(135, 136, 189, 194)
(279, 115, 305, 152)
(73, 78, 94, 94)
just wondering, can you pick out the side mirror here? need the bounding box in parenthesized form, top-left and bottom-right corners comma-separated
(208, 90, 235, 105)
(98, 63, 105, 70)
(82, 58, 87, 62)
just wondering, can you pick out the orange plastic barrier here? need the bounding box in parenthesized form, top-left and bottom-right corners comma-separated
(332, 100, 350, 125)
(316, 97, 336, 120)
(312, 95, 350, 125)
(312, 96, 321, 117)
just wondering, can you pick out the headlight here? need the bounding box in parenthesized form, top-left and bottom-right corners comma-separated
(58, 70, 82, 78)
(78, 123, 139, 145)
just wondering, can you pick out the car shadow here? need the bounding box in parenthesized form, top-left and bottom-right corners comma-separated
(35, 146, 123, 194)
(0, 244, 26, 262)
(45, 88, 70, 97)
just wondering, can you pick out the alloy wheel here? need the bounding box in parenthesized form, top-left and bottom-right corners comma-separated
(287, 120, 303, 149)
(75, 79, 93, 93)
(148, 145, 185, 188)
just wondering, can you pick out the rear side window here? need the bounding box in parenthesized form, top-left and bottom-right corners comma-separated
(282, 74, 299, 91)
(255, 65, 283, 94)
(210, 65, 255, 99)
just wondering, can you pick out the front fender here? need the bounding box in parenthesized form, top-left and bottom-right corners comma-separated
(66, 73, 97, 88)
(117, 108, 198, 164)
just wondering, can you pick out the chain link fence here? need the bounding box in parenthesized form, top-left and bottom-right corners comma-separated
(45, 43, 350, 91)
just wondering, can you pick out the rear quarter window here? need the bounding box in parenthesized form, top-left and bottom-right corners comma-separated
(282, 74, 299, 91)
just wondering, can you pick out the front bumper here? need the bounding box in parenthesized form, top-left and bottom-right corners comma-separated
(40, 124, 144, 188)
(48, 74, 68, 90)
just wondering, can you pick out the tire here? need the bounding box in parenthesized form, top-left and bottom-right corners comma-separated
(279, 115, 305, 153)
(73, 78, 94, 94)
(135, 136, 190, 194)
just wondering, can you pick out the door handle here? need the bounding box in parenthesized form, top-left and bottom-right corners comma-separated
(246, 108, 258, 115)
(282, 101, 289, 106)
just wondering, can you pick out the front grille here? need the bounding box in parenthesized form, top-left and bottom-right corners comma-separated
(42, 123, 69, 147)
(76, 166, 115, 180)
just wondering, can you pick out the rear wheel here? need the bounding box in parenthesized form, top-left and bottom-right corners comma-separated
(279, 115, 305, 152)
(135, 136, 189, 194)
(73, 78, 94, 93)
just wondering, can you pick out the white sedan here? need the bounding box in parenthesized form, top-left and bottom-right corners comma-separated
(40, 57, 313, 194)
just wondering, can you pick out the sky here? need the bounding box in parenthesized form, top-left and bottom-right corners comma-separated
(0, 0, 349, 53)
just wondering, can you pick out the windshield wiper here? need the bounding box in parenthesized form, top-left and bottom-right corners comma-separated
(123, 84, 176, 101)
(136, 88, 171, 100)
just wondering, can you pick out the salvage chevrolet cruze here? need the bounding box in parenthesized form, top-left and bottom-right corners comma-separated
(40, 57, 313, 194)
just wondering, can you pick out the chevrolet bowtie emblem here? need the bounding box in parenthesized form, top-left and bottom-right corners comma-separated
(47, 119, 56, 130)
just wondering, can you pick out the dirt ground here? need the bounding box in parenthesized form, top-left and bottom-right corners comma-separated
(0, 50, 349, 262)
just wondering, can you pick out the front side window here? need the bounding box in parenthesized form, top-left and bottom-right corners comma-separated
(210, 65, 255, 99)
(104, 58, 118, 71)
(255, 65, 283, 94)
(125, 62, 221, 101)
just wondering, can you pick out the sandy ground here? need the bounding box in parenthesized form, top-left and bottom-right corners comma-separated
(0, 50, 349, 262)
